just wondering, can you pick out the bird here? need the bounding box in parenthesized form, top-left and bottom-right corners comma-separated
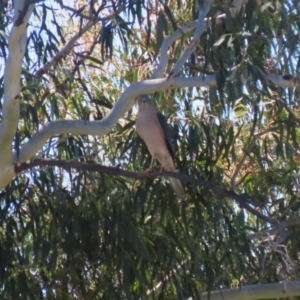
(135, 94, 185, 198)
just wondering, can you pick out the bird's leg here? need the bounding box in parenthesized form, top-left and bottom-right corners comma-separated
(145, 156, 154, 174)
(144, 157, 154, 175)
(159, 158, 167, 172)
(149, 157, 154, 169)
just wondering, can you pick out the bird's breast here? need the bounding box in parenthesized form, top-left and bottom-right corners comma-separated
(136, 111, 169, 159)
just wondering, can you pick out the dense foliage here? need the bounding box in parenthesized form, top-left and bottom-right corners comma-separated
(1, 0, 300, 298)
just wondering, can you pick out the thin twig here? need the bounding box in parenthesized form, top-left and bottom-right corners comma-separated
(231, 127, 277, 191)
(34, 5, 124, 78)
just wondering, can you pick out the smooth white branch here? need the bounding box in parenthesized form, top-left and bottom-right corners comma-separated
(152, 20, 198, 79)
(154, 0, 251, 79)
(16, 75, 216, 164)
(152, 9, 228, 79)
(14, 69, 300, 167)
(0, 0, 35, 187)
(264, 72, 300, 88)
(186, 280, 300, 300)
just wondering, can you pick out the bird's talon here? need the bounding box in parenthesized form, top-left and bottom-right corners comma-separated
(144, 168, 153, 177)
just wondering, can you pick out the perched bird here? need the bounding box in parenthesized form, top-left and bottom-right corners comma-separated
(135, 94, 185, 198)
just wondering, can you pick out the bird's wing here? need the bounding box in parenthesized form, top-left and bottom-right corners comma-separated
(156, 112, 175, 162)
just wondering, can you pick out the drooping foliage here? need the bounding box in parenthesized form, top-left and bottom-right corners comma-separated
(1, 0, 300, 298)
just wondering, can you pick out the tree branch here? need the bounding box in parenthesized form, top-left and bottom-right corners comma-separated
(247, 217, 300, 241)
(152, 7, 241, 80)
(248, 84, 300, 122)
(231, 127, 277, 191)
(152, 10, 226, 79)
(35, 5, 124, 78)
(15, 75, 217, 165)
(147, 215, 298, 298)
(263, 72, 300, 88)
(0, 0, 35, 189)
(186, 280, 300, 300)
(168, 0, 211, 78)
(15, 158, 278, 226)
(152, 20, 198, 79)
(15, 68, 293, 170)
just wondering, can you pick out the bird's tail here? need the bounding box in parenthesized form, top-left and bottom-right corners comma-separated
(169, 177, 185, 198)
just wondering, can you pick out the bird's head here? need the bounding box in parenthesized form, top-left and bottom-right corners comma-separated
(136, 94, 155, 109)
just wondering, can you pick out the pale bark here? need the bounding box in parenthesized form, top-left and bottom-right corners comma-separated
(15, 75, 216, 164)
(0, 0, 35, 188)
(186, 280, 300, 300)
